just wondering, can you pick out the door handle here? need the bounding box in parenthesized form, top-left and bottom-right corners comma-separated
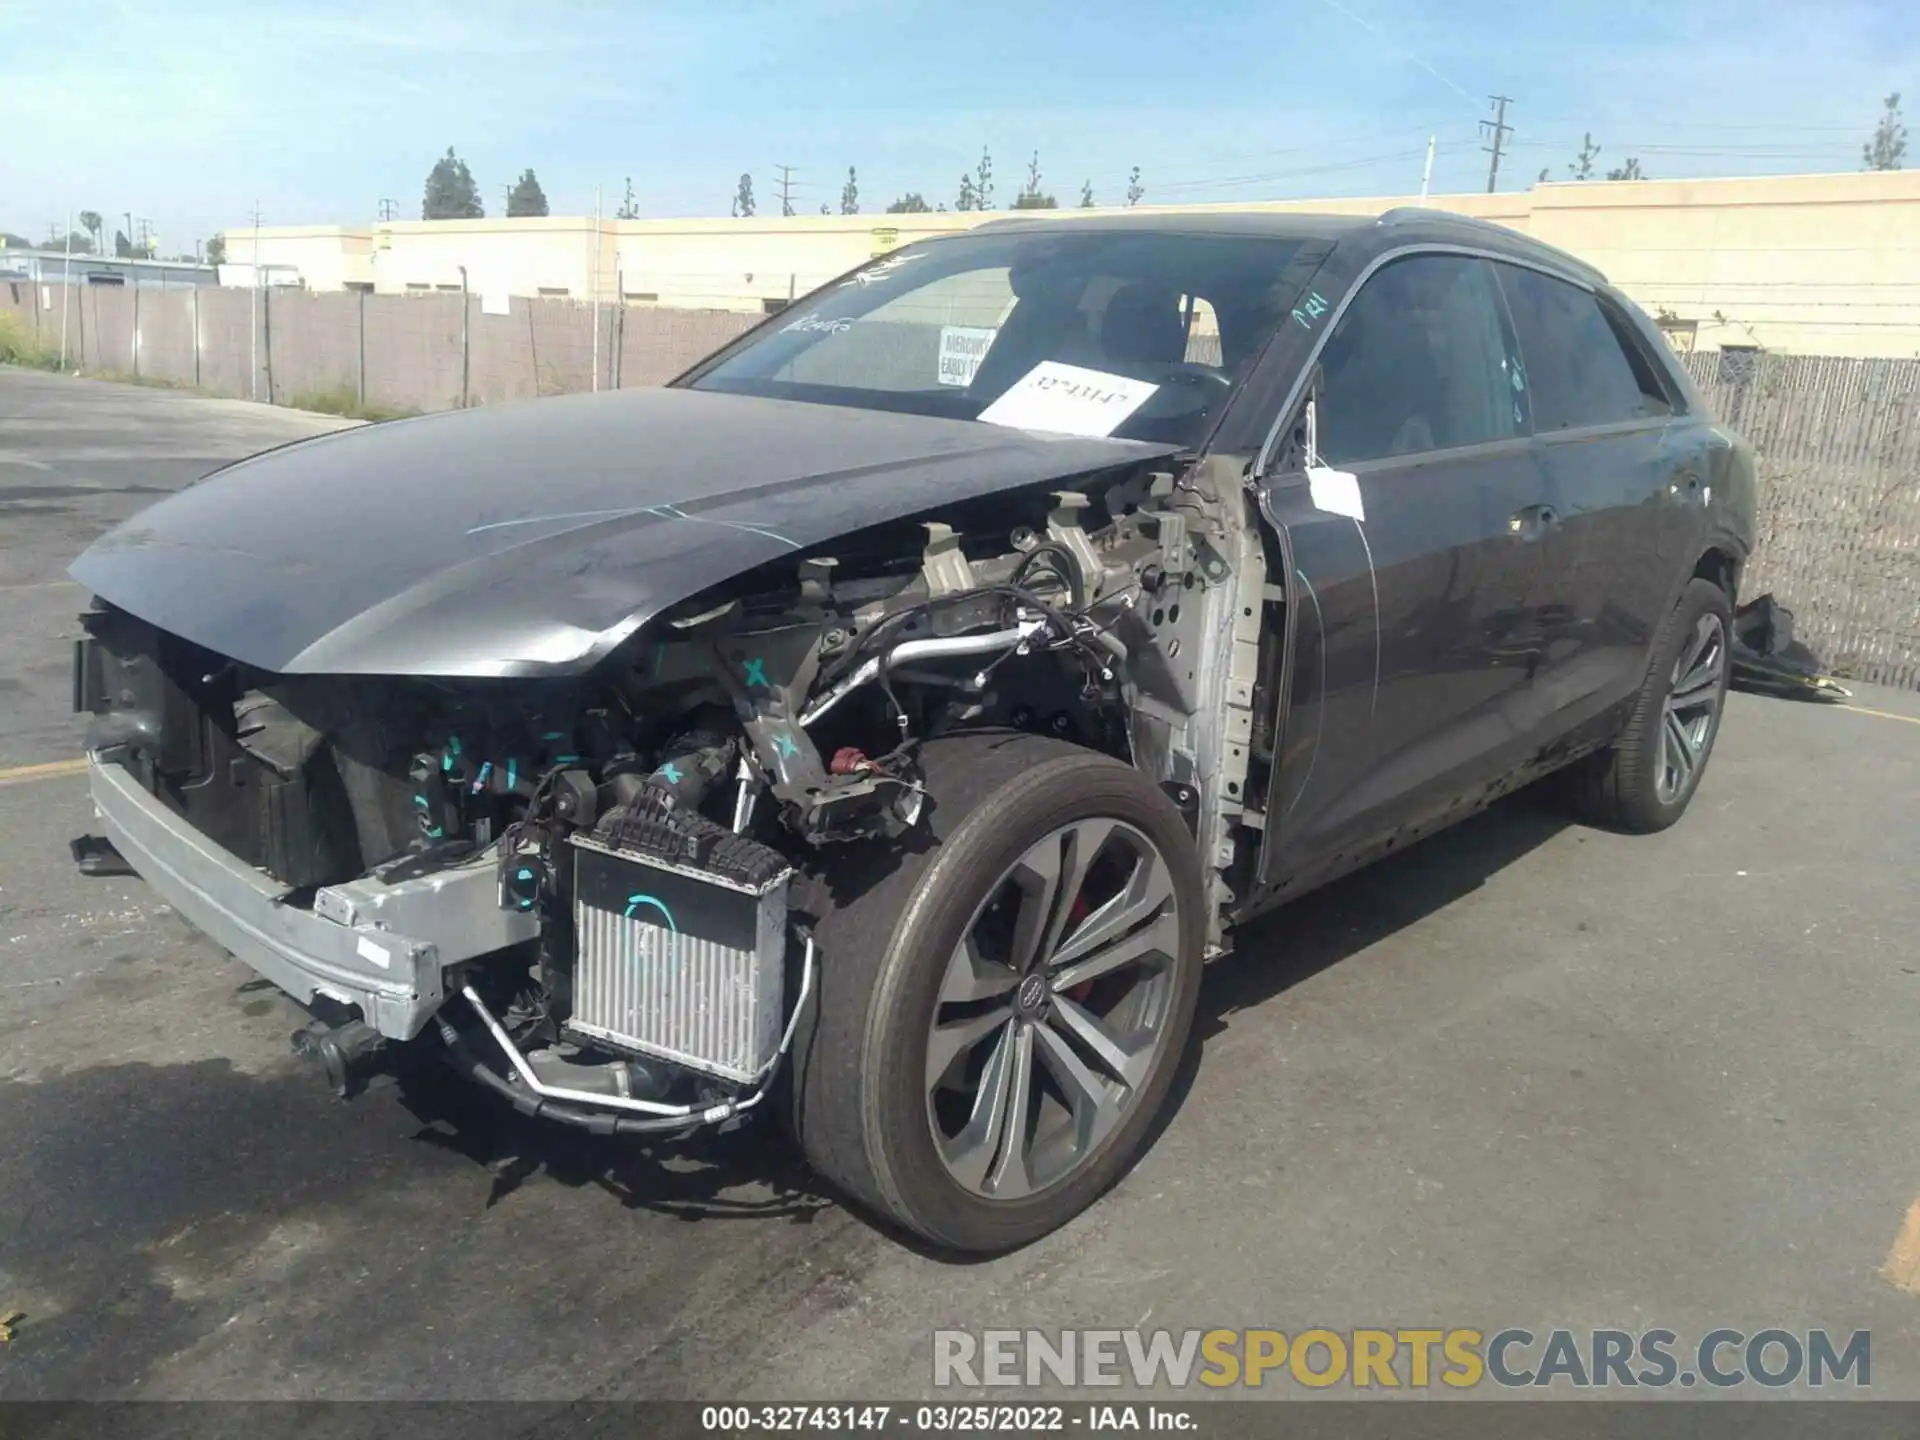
(1507, 503, 1558, 539)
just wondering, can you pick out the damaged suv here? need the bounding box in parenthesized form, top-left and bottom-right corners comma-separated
(69, 211, 1754, 1252)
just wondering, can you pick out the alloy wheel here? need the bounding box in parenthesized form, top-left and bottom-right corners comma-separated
(1656, 611, 1728, 804)
(924, 818, 1183, 1201)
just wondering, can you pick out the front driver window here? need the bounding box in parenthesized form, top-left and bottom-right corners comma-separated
(1316, 255, 1521, 466)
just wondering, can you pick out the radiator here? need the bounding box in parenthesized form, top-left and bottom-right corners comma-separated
(568, 834, 791, 1084)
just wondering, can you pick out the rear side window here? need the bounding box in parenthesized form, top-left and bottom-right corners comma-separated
(1496, 264, 1671, 430)
(1316, 254, 1521, 465)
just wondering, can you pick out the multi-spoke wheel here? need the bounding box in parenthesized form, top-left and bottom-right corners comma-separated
(1563, 576, 1734, 832)
(787, 733, 1204, 1253)
(1656, 611, 1727, 805)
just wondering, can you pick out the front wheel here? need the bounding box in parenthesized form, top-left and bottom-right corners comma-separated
(1563, 576, 1733, 832)
(787, 732, 1206, 1253)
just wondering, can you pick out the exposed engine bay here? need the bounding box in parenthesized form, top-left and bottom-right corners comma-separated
(75, 455, 1268, 1137)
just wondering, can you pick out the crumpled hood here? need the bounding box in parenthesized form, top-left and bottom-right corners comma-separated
(70, 387, 1176, 677)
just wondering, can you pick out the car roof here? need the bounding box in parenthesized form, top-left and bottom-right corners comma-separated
(969, 207, 1608, 288)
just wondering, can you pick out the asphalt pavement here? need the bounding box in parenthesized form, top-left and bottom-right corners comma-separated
(1, 367, 1917, 1402)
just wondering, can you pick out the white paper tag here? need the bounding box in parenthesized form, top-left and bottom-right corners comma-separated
(937, 325, 997, 386)
(355, 935, 392, 970)
(1307, 464, 1365, 521)
(977, 361, 1158, 437)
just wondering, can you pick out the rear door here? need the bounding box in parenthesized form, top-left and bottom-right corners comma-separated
(1492, 263, 1703, 718)
(1257, 252, 1554, 883)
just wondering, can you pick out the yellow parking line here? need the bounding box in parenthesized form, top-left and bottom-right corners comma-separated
(1883, 1199, 1920, 1295)
(1841, 704, 1920, 728)
(0, 757, 88, 787)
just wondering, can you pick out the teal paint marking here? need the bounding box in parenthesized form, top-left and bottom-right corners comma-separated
(660, 760, 684, 785)
(624, 893, 678, 932)
(1290, 290, 1329, 329)
(412, 794, 430, 808)
(773, 730, 800, 759)
(742, 657, 770, 688)
(505, 759, 518, 790)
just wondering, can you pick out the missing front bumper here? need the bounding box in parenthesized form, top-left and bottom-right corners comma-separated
(87, 755, 539, 1039)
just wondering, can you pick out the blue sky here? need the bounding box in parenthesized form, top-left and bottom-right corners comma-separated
(2, 0, 1912, 251)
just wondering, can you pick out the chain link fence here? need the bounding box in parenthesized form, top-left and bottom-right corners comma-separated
(5, 280, 1917, 689)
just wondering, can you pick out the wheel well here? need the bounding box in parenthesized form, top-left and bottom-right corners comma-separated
(1692, 547, 1741, 605)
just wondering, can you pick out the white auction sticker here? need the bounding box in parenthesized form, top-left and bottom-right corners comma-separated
(1306, 464, 1366, 521)
(937, 325, 997, 387)
(976, 361, 1158, 437)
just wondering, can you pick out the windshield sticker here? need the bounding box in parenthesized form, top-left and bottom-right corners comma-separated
(937, 325, 998, 387)
(839, 251, 925, 287)
(782, 314, 852, 336)
(976, 361, 1159, 438)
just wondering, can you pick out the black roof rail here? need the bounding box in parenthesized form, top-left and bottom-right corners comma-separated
(1373, 206, 1608, 286)
(1375, 205, 1459, 227)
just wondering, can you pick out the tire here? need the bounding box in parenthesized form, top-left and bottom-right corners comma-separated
(786, 731, 1206, 1253)
(1563, 576, 1733, 833)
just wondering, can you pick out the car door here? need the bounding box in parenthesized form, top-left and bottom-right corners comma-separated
(1256, 252, 1555, 887)
(1492, 262, 1704, 720)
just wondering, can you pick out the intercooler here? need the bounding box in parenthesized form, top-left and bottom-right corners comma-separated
(568, 833, 791, 1084)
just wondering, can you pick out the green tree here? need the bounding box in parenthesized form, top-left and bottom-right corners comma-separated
(731, 172, 756, 217)
(1125, 165, 1143, 206)
(423, 147, 484, 219)
(886, 193, 933, 213)
(1606, 156, 1645, 181)
(78, 210, 103, 251)
(114, 228, 133, 258)
(206, 234, 227, 265)
(615, 176, 639, 220)
(840, 166, 860, 214)
(0, 231, 32, 249)
(974, 146, 994, 209)
(1011, 150, 1056, 208)
(506, 168, 549, 217)
(1079, 179, 1094, 207)
(1569, 133, 1602, 180)
(1864, 92, 1908, 170)
(956, 173, 979, 211)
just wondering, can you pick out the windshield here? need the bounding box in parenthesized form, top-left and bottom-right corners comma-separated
(683, 228, 1308, 448)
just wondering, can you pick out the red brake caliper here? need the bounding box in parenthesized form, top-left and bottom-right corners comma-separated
(1062, 894, 1095, 1003)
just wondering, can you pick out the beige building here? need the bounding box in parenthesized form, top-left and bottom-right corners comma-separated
(221, 169, 1920, 357)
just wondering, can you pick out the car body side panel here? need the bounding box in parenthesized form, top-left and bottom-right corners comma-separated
(1255, 436, 1552, 886)
(1531, 419, 1707, 716)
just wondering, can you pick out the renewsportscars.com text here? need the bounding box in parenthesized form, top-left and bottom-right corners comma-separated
(932, 1327, 1870, 1391)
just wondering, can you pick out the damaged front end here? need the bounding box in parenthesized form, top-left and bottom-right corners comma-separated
(75, 455, 1255, 1138)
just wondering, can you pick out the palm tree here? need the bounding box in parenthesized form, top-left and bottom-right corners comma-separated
(78, 211, 103, 251)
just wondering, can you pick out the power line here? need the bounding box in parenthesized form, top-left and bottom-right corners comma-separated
(1481, 95, 1513, 192)
(773, 164, 797, 217)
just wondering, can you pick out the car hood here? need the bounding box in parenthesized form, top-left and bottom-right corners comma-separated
(70, 387, 1178, 677)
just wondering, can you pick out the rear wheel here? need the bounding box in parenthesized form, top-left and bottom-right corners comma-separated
(787, 732, 1205, 1253)
(1564, 577, 1732, 832)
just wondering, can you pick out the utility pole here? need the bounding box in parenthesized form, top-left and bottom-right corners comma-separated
(250, 202, 262, 402)
(378, 198, 398, 222)
(59, 208, 72, 370)
(774, 164, 796, 217)
(1419, 135, 1436, 202)
(590, 185, 602, 392)
(1480, 96, 1513, 193)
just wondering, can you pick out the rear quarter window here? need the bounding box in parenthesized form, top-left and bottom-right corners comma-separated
(1496, 264, 1672, 431)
